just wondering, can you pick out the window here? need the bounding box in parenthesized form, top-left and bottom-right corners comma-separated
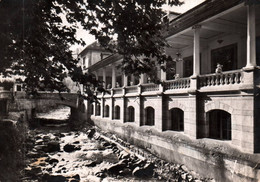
(0, 100, 7, 115)
(114, 105, 120, 119)
(207, 110, 231, 140)
(168, 108, 184, 131)
(104, 105, 109, 117)
(256, 37, 260, 66)
(90, 104, 94, 115)
(183, 56, 193, 78)
(145, 107, 155, 126)
(96, 104, 101, 116)
(127, 106, 135, 122)
(211, 43, 238, 72)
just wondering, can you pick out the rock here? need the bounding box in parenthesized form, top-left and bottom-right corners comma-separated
(180, 164, 188, 172)
(87, 129, 96, 138)
(43, 142, 60, 153)
(41, 174, 67, 182)
(118, 151, 130, 160)
(106, 162, 127, 175)
(49, 158, 59, 164)
(85, 161, 98, 167)
(132, 162, 155, 178)
(63, 144, 81, 153)
(95, 171, 107, 178)
(72, 174, 80, 180)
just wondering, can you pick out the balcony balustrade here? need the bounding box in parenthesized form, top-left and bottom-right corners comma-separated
(125, 85, 138, 94)
(141, 83, 160, 92)
(113, 88, 123, 95)
(199, 70, 243, 88)
(164, 78, 191, 91)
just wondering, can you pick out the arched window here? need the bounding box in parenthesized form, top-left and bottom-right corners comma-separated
(145, 107, 155, 126)
(104, 105, 109, 117)
(168, 108, 184, 131)
(207, 110, 231, 140)
(90, 104, 94, 115)
(127, 106, 135, 122)
(96, 104, 101, 116)
(114, 105, 120, 119)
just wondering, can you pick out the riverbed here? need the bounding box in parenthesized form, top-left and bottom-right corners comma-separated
(21, 106, 209, 182)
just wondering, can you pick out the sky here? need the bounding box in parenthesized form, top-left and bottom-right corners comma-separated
(70, 0, 206, 53)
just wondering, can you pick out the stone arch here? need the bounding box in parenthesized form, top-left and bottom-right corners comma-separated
(164, 107, 184, 131)
(206, 109, 232, 140)
(144, 106, 155, 126)
(205, 101, 233, 115)
(126, 106, 135, 122)
(114, 105, 120, 120)
(104, 105, 109, 118)
(168, 101, 186, 112)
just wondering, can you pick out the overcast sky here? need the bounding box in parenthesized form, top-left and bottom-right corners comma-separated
(70, 0, 205, 53)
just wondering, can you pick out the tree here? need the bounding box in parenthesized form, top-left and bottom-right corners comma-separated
(0, 0, 182, 93)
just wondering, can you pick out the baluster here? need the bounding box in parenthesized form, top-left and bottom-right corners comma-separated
(211, 76, 215, 86)
(215, 75, 219, 85)
(207, 77, 211, 86)
(229, 74, 233, 84)
(220, 75, 224, 85)
(234, 73, 238, 84)
(224, 74, 228, 85)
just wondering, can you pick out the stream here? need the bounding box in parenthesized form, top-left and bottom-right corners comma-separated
(21, 106, 210, 182)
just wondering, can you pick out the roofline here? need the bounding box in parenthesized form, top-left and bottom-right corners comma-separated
(88, 54, 123, 72)
(165, 0, 245, 38)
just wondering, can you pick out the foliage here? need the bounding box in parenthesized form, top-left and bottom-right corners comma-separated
(0, 0, 182, 93)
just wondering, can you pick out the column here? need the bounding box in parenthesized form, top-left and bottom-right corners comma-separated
(102, 68, 106, 88)
(160, 63, 167, 81)
(123, 74, 128, 87)
(246, 3, 256, 68)
(139, 74, 145, 84)
(111, 64, 116, 88)
(192, 24, 201, 77)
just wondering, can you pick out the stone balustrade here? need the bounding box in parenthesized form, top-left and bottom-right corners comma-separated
(199, 70, 243, 88)
(141, 83, 160, 92)
(125, 85, 138, 94)
(113, 88, 123, 95)
(164, 78, 191, 91)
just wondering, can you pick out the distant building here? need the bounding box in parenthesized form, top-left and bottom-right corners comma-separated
(80, 1, 260, 181)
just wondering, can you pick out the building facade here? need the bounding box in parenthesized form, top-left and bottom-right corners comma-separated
(80, 1, 260, 181)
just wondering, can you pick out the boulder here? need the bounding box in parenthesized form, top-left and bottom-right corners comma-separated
(63, 144, 81, 153)
(43, 142, 60, 153)
(132, 162, 155, 178)
(106, 161, 128, 175)
(86, 129, 96, 138)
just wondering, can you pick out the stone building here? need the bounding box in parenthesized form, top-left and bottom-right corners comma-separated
(80, 0, 260, 181)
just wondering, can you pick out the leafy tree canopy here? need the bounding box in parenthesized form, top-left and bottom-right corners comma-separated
(0, 0, 182, 93)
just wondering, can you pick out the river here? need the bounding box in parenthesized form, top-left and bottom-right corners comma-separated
(21, 106, 208, 182)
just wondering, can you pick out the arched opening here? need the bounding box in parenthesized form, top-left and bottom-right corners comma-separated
(104, 105, 109, 118)
(96, 103, 101, 116)
(168, 108, 184, 131)
(127, 106, 135, 122)
(207, 110, 231, 140)
(114, 105, 120, 119)
(90, 104, 94, 115)
(145, 107, 155, 126)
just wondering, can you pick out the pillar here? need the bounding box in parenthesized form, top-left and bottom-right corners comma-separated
(246, 3, 256, 68)
(160, 64, 167, 81)
(192, 24, 201, 77)
(139, 74, 145, 84)
(123, 74, 128, 87)
(111, 64, 116, 88)
(102, 68, 106, 88)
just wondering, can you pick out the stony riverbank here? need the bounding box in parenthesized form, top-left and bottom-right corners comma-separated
(21, 124, 214, 182)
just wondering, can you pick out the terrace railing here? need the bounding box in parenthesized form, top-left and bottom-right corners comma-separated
(125, 85, 138, 94)
(199, 70, 243, 88)
(141, 83, 160, 92)
(113, 88, 123, 95)
(164, 78, 191, 91)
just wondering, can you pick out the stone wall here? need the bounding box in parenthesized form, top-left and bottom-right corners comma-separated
(91, 117, 260, 182)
